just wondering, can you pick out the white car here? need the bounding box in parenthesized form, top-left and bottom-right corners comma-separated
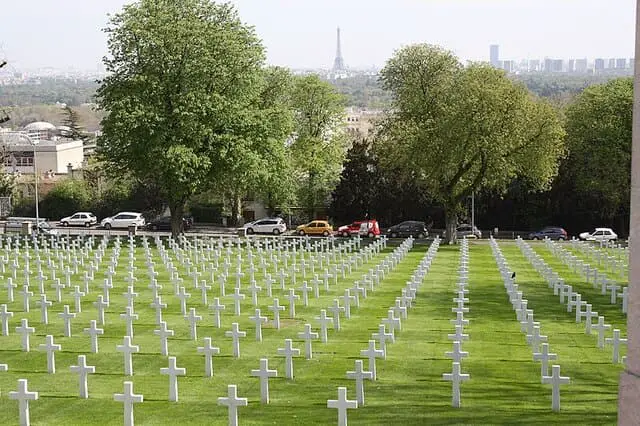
(101, 212, 145, 230)
(579, 227, 618, 243)
(59, 212, 97, 227)
(243, 218, 287, 235)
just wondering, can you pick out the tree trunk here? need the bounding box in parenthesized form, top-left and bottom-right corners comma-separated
(229, 194, 242, 227)
(169, 202, 185, 238)
(445, 208, 458, 245)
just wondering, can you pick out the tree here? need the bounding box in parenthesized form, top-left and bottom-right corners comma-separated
(60, 106, 88, 141)
(379, 44, 566, 243)
(564, 78, 632, 230)
(96, 0, 265, 236)
(40, 179, 91, 219)
(290, 75, 348, 218)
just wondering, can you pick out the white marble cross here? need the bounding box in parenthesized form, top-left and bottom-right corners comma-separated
(231, 288, 246, 316)
(382, 309, 401, 336)
(38, 334, 62, 374)
(299, 281, 312, 306)
(1, 304, 14, 336)
(298, 324, 319, 360)
(268, 298, 285, 330)
(533, 343, 558, 378)
(225, 322, 246, 359)
(154, 321, 175, 356)
(209, 297, 226, 328)
(315, 309, 333, 343)
(247, 280, 261, 306)
(251, 358, 278, 404)
(120, 306, 139, 339)
(372, 324, 394, 359)
(277, 338, 300, 379)
(526, 325, 548, 353)
(197, 337, 220, 377)
(185, 307, 202, 340)
(346, 359, 373, 406)
(16, 318, 35, 352)
(93, 295, 109, 325)
(445, 341, 469, 364)
(116, 335, 140, 376)
(217, 384, 248, 426)
(592, 316, 612, 349)
(160, 356, 186, 402)
(20, 285, 33, 313)
(71, 285, 86, 313)
(114, 381, 143, 426)
(342, 289, 356, 319)
(176, 286, 191, 316)
(122, 285, 139, 310)
(5, 278, 16, 302)
(287, 288, 299, 319)
(150, 296, 167, 325)
(447, 325, 469, 343)
(249, 308, 268, 342)
(605, 329, 628, 364)
(9, 379, 39, 426)
(328, 299, 344, 331)
(541, 365, 570, 412)
(84, 320, 104, 353)
(442, 362, 470, 408)
(581, 304, 598, 334)
(36, 294, 52, 325)
(360, 339, 384, 381)
(70, 355, 95, 399)
(327, 386, 358, 426)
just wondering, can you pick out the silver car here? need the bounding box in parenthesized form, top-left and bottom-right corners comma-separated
(457, 224, 482, 239)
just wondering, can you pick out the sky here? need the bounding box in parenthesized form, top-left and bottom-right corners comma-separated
(0, 0, 636, 71)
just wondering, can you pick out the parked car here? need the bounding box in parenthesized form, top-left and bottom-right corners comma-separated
(296, 220, 333, 237)
(100, 212, 145, 230)
(242, 218, 287, 235)
(358, 220, 381, 238)
(337, 221, 365, 237)
(456, 224, 482, 239)
(528, 226, 567, 241)
(58, 212, 97, 227)
(579, 228, 618, 243)
(146, 216, 193, 232)
(386, 221, 428, 238)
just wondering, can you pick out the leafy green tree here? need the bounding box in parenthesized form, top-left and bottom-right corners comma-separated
(379, 44, 566, 243)
(564, 78, 632, 224)
(40, 179, 91, 219)
(96, 0, 265, 235)
(290, 75, 348, 218)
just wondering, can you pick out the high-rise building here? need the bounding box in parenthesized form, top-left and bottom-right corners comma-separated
(552, 59, 564, 72)
(490, 45, 500, 68)
(528, 59, 540, 72)
(544, 58, 553, 72)
(567, 59, 575, 73)
(575, 58, 588, 73)
(332, 27, 346, 72)
(616, 58, 627, 69)
(608, 58, 616, 69)
(502, 60, 514, 73)
(594, 58, 605, 72)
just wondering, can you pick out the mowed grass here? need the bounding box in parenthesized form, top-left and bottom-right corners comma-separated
(0, 238, 623, 425)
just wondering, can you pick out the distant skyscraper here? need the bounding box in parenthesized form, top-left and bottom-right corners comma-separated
(608, 58, 616, 69)
(332, 27, 346, 72)
(567, 59, 575, 73)
(575, 58, 588, 73)
(594, 58, 605, 72)
(616, 58, 627, 69)
(490, 45, 500, 67)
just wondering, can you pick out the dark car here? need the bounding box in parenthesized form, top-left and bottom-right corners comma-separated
(146, 216, 192, 231)
(528, 226, 567, 241)
(386, 221, 428, 238)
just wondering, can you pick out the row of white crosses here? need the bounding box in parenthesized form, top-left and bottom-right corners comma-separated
(517, 238, 628, 364)
(568, 238, 628, 279)
(442, 238, 471, 408)
(545, 238, 628, 314)
(490, 237, 570, 412)
(327, 236, 436, 426)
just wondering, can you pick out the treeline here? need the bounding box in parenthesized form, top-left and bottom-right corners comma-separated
(0, 78, 98, 107)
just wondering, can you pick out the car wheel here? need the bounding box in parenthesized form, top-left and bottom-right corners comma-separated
(558, 236, 565, 241)
(84, 222, 91, 228)
(367, 232, 374, 238)
(418, 232, 426, 239)
(391, 232, 398, 238)
(298, 230, 305, 236)
(342, 231, 349, 238)
(104, 223, 111, 230)
(273, 228, 280, 236)
(62, 222, 68, 227)
(246, 228, 254, 235)
(532, 236, 539, 240)
(323, 230, 330, 237)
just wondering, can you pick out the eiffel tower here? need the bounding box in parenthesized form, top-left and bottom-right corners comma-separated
(332, 27, 346, 72)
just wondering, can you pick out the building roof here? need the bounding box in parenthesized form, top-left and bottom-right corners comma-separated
(24, 121, 56, 131)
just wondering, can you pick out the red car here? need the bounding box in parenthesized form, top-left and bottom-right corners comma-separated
(337, 220, 381, 238)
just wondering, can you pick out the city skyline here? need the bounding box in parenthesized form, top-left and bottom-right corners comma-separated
(0, 0, 635, 72)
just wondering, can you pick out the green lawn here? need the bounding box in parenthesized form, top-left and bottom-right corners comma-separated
(0, 238, 623, 425)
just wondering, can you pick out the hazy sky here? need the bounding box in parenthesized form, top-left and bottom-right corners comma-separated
(0, 0, 636, 71)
